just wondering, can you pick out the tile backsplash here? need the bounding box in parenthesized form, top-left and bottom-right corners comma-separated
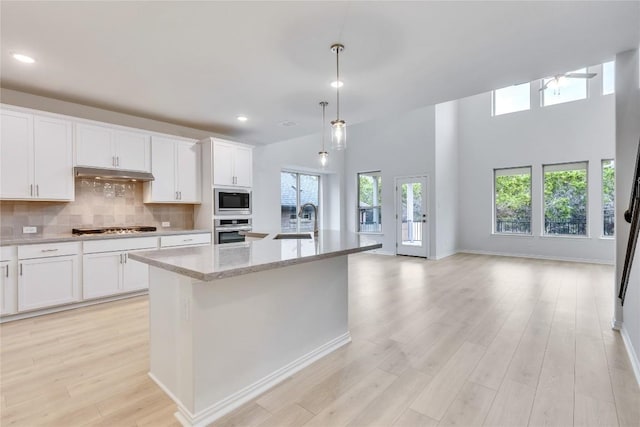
(0, 179, 194, 238)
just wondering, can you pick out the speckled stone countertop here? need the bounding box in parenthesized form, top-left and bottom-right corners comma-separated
(128, 231, 382, 281)
(0, 229, 212, 246)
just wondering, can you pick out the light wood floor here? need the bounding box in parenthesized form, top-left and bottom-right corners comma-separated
(1, 253, 639, 426)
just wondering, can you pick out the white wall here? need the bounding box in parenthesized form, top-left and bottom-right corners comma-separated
(614, 48, 640, 379)
(251, 133, 345, 233)
(457, 66, 616, 264)
(344, 105, 436, 255)
(434, 101, 459, 259)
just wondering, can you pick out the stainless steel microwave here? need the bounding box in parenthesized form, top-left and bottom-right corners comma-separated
(214, 189, 251, 215)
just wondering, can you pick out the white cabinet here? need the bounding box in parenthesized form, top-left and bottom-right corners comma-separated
(1, 247, 17, 316)
(76, 123, 150, 172)
(160, 232, 212, 248)
(1, 110, 74, 200)
(17, 242, 81, 312)
(213, 140, 252, 188)
(144, 136, 201, 203)
(82, 237, 157, 299)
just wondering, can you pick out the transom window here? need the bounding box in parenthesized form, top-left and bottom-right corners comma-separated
(492, 83, 531, 116)
(494, 167, 532, 234)
(543, 162, 588, 236)
(542, 68, 588, 107)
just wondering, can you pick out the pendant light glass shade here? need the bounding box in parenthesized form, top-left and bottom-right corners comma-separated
(319, 101, 329, 167)
(330, 43, 346, 151)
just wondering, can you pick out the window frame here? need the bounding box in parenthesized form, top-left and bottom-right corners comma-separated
(493, 166, 533, 236)
(542, 161, 589, 238)
(541, 68, 589, 107)
(357, 171, 383, 234)
(601, 159, 615, 238)
(280, 170, 321, 233)
(491, 82, 531, 116)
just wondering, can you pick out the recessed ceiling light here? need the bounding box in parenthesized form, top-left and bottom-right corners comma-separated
(12, 53, 35, 64)
(331, 80, 344, 88)
(237, 115, 248, 122)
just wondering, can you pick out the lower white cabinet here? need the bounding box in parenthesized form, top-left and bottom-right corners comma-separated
(18, 255, 81, 312)
(1, 247, 17, 316)
(82, 252, 123, 299)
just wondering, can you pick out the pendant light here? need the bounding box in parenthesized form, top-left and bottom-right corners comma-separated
(318, 101, 329, 167)
(330, 43, 346, 150)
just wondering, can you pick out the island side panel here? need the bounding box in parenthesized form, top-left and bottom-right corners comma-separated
(148, 267, 196, 414)
(191, 255, 349, 416)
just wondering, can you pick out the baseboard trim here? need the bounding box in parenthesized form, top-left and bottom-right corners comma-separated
(620, 324, 640, 388)
(434, 251, 457, 260)
(158, 331, 352, 427)
(459, 249, 614, 265)
(611, 317, 623, 331)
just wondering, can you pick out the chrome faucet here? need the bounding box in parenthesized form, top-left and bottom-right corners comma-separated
(298, 203, 319, 236)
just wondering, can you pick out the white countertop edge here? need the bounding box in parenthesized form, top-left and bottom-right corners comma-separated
(128, 242, 382, 282)
(0, 229, 212, 246)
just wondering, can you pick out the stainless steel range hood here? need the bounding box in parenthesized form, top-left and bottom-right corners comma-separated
(74, 167, 154, 182)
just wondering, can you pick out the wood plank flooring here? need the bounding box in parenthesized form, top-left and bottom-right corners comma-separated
(1, 253, 639, 426)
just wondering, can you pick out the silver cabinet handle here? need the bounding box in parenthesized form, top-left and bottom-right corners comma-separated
(30, 184, 33, 196)
(120, 253, 123, 264)
(179, 191, 182, 200)
(183, 238, 193, 242)
(19, 264, 22, 276)
(124, 253, 128, 263)
(116, 156, 120, 167)
(41, 248, 59, 253)
(175, 191, 179, 200)
(36, 184, 39, 197)
(5, 265, 8, 277)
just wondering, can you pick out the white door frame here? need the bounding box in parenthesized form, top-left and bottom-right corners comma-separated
(395, 175, 430, 258)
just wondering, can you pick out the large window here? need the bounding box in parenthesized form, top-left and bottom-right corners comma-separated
(492, 83, 530, 116)
(280, 172, 319, 233)
(494, 167, 532, 234)
(358, 171, 382, 233)
(602, 61, 615, 95)
(543, 162, 588, 236)
(542, 68, 588, 107)
(602, 159, 615, 236)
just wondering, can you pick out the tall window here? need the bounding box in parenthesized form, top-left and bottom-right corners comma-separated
(602, 61, 615, 95)
(542, 68, 588, 107)
(494, 167, 532, 234)
(543, 162, 588, 236)
(358, 171, 382, 233)
(280, 172, 319, 233)
(602, 159, 615, 236)
(492, 83, 530, 116)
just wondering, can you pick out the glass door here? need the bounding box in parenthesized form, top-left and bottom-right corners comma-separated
(396, 176, 428, 257)
(280, 172, 320, 232)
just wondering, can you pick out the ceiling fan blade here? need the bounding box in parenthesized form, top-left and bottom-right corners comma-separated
(565, 72, 597, 79)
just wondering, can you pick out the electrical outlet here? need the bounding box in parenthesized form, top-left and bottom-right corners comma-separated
(23, 226, 37, 234)
(161, 221, 171, 228)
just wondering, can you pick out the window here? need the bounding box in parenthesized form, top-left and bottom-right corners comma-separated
(602, 159, 615, 236)
(543, 162, 588, 236)
(542, 68, 588, 107)
(494, 167, 532, 234)
(358, 171, 382, 233)
(603, 61, 615, 95)
(492, 83, 530, 116)
(280, 172, 319, 233)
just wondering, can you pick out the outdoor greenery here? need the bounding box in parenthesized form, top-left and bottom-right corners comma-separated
(543, 169, 587, 221)
(602, 160, 615, 236)
(495, 173, 531, 222)
(358, 174, 382, 207)
(401, 183, 423, 220)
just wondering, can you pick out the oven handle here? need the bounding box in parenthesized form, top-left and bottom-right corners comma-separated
(216, 226, 252, 232)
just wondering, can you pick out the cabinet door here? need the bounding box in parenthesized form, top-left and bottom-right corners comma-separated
(33, 116, 74, 200)
(18, 255, 80, 311)
(149, 137, 177, 202)
(1, 110, 33, 199)
(176, 142, 201, 203)
(213, 142, 234, 186)
(122, 252, 149, 292)
(0, 261, 17, 316)
(82, 252, 122, 299)
(234, 146, 253, 187)
(75, 123, 114, 168)
(114, 130, 151, 172)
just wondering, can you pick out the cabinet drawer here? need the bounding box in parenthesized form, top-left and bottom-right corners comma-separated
(160, 233, 211, 248)
(18, 242, 81, 259)
(83, 237, 158, 254)
(1, 246, 16, 262)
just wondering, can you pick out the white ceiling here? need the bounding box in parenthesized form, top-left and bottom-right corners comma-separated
(1, 1, 639, 145)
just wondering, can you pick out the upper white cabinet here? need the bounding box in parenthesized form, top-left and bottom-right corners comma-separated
(1, 109, 74, 201)
(76, 123, 150, 172)
(213, 140, 253, 188)
(144, 136, 201, 203)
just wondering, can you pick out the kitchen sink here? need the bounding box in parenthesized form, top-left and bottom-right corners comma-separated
(273, 233, 313, 240)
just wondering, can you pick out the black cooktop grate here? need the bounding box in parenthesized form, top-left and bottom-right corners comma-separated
(72, 226, 157, 235)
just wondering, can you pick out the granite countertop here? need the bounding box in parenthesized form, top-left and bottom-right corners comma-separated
(128, 231, 382, 281)
(0, 229, 212, 246)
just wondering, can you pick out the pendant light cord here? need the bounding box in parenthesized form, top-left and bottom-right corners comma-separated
(336, 48, 340, 120)
(321, 102, 326, 151)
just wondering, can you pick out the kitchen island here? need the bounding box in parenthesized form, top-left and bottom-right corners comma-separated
(128, 231, 381, 427)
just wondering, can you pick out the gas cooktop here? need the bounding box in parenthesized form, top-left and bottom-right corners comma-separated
(72, 226, 157, 236)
